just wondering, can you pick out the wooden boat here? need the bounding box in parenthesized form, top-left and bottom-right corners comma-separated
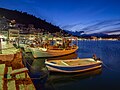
(45, 58, 102, 73)
(30, 37, 78, 58)
(30, 45, 78, 58)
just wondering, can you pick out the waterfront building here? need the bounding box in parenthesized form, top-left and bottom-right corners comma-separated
(8, 29, 19, 41)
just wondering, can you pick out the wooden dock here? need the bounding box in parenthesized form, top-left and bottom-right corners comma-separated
(0, 64, 5, 90)
(0, 50, 36, 90)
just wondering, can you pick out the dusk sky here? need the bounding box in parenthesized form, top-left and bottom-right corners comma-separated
(0, 0, 120, 34)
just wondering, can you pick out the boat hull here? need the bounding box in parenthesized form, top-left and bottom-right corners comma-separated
(46, 64, 102, 73)
(45, 58, 102, 73)
(30, 46, 78, 58)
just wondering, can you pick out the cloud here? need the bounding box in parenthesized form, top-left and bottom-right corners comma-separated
(62, 19, 120, 34)
(83, 19, 120, 34)
(61, 23, 82, 29)
(82, 19, 120, 30)
(103, 30, 120, 33)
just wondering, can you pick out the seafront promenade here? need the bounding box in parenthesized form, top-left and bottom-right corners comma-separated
(0, 42, 35, 90)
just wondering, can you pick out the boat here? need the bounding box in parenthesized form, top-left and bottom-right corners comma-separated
(29, 37, 78, 58)
(45, 58, 102, 73)
(30, 45, 78, 58)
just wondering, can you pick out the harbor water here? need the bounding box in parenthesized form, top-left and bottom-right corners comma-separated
(24, 40, 120, 90)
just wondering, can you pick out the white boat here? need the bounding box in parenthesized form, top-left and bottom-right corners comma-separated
(45, 58, 102, 73)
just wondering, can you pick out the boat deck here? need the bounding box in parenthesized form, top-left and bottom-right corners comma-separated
(48, 58, 100, 66)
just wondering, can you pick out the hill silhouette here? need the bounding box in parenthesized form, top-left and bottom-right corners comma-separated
(0, 8, 67, 34)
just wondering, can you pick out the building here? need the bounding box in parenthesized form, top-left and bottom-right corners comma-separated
(8, 29, 19, 41)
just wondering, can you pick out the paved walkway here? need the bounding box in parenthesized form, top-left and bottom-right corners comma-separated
(1, 42, 18, 54)
(0, 41, 36, 90)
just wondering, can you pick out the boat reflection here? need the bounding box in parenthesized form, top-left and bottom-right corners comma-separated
(46, 68, 102, 88)
(22, 52, 49, 90)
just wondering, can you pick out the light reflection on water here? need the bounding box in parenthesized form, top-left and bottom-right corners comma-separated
(24, 40, 120, 90)
(46, 68, 102, 85)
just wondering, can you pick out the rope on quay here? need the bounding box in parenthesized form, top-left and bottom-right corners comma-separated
(102, 61, 120, 73)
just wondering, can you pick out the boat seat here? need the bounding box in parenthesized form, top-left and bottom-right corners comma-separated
(50, 62, 57, 64)
(61, 61, 69, 66)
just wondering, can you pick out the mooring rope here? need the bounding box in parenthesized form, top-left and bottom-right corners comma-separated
(102, 61, 120, 73)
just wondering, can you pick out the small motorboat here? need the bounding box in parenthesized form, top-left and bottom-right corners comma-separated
(45, 58, 102, 73)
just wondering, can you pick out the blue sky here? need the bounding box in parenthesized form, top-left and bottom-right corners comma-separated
(0, 0, 120, 34)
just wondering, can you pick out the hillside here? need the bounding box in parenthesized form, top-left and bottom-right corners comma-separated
(0, 8, 67, 34)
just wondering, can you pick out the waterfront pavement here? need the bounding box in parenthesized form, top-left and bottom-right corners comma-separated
(0, 41, 36, 90)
